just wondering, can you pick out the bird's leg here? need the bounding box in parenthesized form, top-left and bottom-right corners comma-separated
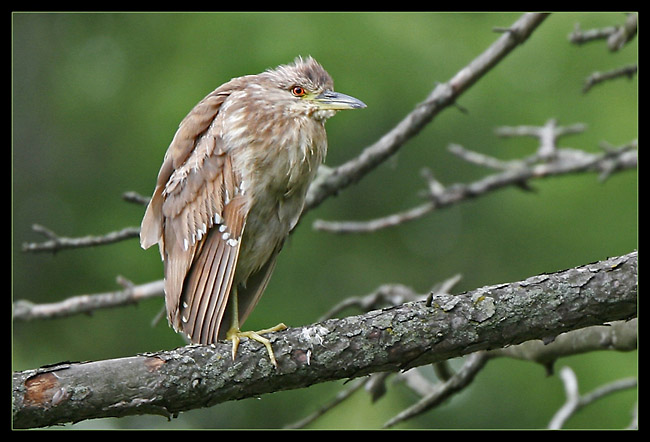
(225, 288, 287, 367)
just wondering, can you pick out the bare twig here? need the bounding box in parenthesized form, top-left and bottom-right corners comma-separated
(313, 204, 434, 234)
(548, 367, 637, 429)
(582, 64, 637, 93)
(494, 118, 587, 159)
(447, 143, 516, 170)
(22, 225, 140, 253)
(568, 24, 619, 45)
(492, 319, 637, 373)
(569, 14, 637, 96)
(317, 284, 420, 322)
(606, 13, 637, 51)
(384, 352, 490, 428)
(284, 377, 369, 429)
(319, 274, 461, 322)
(568, 13, 637, 51)
(19, 191, 148, 254)
(122, 191, 150, 206)
(13, 279, 164, 321)
(314, 139, 637, 234)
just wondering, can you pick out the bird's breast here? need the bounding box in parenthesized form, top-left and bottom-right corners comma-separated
(229, 116, 327, 281)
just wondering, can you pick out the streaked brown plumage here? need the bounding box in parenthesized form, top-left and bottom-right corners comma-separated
(140, 56, 365, 365)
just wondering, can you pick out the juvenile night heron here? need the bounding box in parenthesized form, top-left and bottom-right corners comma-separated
(140, 56, 365, 366)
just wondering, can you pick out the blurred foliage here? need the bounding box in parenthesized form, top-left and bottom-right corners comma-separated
(12, 12, 636, 429)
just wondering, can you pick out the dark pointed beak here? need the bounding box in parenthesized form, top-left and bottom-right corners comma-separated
(313, 90, 367, 110)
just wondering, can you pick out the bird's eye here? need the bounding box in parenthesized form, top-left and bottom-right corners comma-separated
(291, 86, 306, 97)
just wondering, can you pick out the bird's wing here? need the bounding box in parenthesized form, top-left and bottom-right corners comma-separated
(140, 80, 250, 344)
(174, 152, 249, 344)
(140, 88, 231, 253)
(164, 136, 249, 344)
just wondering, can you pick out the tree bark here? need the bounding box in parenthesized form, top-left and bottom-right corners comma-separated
(12, 251, 637, 429)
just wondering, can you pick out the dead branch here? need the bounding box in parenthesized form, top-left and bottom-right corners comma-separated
(314, 135, 636, 234)
(13, 279, 164, 321)
(13, 251, 637, 429)
(303, 13, 549, 212)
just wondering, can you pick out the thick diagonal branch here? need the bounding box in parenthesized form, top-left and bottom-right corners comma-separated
(304, 13, 549, 211)
(13, 251, 636, 429)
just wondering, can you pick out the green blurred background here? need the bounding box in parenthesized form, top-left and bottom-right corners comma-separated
(12, 12, 637, 429)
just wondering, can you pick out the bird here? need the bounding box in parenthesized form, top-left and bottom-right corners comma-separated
(140, 56, 366, 367)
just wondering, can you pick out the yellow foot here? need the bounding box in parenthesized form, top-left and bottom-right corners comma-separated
(226, 323, 287, 367)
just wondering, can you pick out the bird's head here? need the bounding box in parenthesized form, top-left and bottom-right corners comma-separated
(260, 56, 366, 121)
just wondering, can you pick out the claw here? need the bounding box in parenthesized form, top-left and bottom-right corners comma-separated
(226, 323, 287, 367)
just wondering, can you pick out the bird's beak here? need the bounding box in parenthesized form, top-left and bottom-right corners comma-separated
(313, 90, 367, 110)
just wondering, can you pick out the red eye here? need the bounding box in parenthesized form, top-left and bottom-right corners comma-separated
(291, 86, 306, 97)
